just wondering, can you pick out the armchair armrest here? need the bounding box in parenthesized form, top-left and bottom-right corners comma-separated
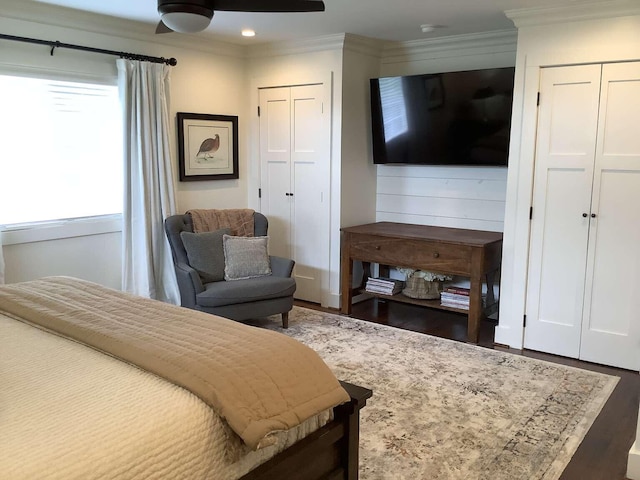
(174, 262, 204, 308)
(270, 255, 295, 278)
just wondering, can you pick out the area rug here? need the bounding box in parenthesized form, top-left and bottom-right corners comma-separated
(255, 307, 619, 480)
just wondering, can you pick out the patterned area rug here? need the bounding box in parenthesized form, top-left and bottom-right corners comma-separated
(255, 307, 619, 480)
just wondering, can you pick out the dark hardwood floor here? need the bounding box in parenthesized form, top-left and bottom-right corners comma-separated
(295, 297, 640, 480)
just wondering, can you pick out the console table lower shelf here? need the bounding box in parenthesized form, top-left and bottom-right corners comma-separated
(358, 289, 500, 318)
(340, 222, 503, 344)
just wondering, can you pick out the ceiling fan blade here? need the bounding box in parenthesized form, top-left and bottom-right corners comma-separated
(155, 20, 174, 34)
(213, 0, 325, 13)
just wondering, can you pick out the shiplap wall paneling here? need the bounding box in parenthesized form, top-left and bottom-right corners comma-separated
(375, 165, 507, 232)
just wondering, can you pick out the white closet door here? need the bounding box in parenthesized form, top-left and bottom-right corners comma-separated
(259, 87, 292, 260)
(580, 61, 640, 371)
(259, 84, 329, 304)
(524, 65, 602, 358)
(289, 84, 328, 303)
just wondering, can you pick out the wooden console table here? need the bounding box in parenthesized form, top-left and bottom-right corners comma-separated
(340, 222, 503, 343)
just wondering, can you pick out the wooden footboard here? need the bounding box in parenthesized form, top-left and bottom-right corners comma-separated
(240, 381, 372, 480)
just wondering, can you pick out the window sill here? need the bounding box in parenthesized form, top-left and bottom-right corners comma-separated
(1, 215, 122, 245)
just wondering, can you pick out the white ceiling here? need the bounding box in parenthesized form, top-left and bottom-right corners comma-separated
(31, 0, 568, 45)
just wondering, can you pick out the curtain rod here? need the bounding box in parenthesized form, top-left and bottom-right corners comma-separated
(0, 33, 177, 66)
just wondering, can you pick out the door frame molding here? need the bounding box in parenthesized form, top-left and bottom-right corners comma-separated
(249, 72, 333, 306)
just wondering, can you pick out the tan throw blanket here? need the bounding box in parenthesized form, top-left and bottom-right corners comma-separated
(188, 208, 255, 236)
(0, 277, 349, 450)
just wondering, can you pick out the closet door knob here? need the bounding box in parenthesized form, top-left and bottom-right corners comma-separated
(591, 213, 596, 218)
(582, 213, 588, 217)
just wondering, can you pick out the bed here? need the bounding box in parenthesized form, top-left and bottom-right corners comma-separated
(0, 276, 371, 480)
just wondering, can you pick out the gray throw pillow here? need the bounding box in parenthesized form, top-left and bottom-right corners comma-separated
(223, 234, 272, 281)
(180, 228, 231, 283)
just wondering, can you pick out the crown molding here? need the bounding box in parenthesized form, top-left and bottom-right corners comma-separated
(381, 29, 517, 65)
(342, 34, 385, 58)
(246, 33, 346, 59)
(246, 33, 385, 59)
(505, 0, 640, 28)
(0, 0, 245, 59)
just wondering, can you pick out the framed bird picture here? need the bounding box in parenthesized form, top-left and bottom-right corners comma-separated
(177, 112, 239, 181)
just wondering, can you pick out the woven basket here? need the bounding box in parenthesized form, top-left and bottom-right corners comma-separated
(402, 275, 443, 300)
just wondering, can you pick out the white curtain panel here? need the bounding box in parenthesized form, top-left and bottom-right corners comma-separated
(117, 59, 179, 304)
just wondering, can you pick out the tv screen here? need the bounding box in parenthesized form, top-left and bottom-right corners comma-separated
(370, 67, 515, 166)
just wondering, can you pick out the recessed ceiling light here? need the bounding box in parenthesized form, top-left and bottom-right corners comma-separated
(242, 29, 256, 37)
(420, 24, 446, 33)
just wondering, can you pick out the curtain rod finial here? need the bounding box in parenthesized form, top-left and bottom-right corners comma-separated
(168, 58, 177, 66)
(50, 40, 61, 56)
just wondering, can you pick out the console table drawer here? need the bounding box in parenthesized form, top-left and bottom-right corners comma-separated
(349, 236, 472, 275)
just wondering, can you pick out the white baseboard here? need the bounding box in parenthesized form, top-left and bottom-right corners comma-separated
(323, 291, 371, 311)
(628, 441, 640, 479)
(324, 291, 340, 310)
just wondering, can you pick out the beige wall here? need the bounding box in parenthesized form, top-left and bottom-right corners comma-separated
(0, 4, 519, 303)
(0, 3, 247, 287)
(340, 42, 380, 230)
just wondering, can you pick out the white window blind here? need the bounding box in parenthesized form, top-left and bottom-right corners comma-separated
(0, 75, 122, 226)
(379, 76, 408, 141)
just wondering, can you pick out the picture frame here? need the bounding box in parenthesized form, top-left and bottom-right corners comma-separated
(177, 112, 239, 181)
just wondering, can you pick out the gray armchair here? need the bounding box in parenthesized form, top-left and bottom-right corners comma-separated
(164, 212, 295, 328)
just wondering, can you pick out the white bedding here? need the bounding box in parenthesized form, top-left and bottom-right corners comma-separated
(0, 313, 331, 479)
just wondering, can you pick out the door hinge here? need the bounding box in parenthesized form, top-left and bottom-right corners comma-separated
(536, 92, 540, 106)
(523, 314, 527, 327)
(258, 188, 262, 198)
(257, 106, 261, 117)
(529, 206, 533, 220)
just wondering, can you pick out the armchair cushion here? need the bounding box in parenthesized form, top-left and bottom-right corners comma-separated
(180, 228, 231, 283)
(197, 276, 297, 307)
(223, 235, 272, 281)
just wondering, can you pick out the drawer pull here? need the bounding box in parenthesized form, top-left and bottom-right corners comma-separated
(433, 252, 440, 258)
(375, 246, 381, 250)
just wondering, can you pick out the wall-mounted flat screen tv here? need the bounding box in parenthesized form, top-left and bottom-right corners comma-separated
(370, 67, 515, 166)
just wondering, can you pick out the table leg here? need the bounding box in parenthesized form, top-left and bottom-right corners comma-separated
(467, 273, 482, 343)
(467, 248, 484, 343)
(340, 234, 353, 315)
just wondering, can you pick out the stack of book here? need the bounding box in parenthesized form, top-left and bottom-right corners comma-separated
(440, 286, 472, 310)
(365, 277, 405, 296)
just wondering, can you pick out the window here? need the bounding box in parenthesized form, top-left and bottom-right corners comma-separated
(0, 75, 122, 227)
(379, 76, 408, 141)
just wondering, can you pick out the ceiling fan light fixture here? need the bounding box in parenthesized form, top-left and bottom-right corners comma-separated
(161, 11, 212, 32)
(157, 1, 214, 33)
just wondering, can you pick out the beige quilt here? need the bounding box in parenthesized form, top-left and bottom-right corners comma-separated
(0, 277, 349, 450)
(0, 311, 333, 479)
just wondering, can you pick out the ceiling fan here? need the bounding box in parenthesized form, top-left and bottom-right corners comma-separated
(156, 0, 326, 34)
